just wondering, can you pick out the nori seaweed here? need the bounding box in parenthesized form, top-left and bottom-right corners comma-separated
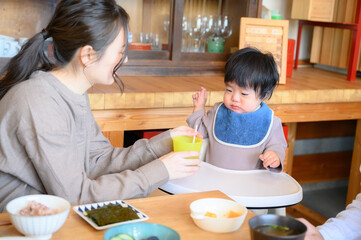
(85, 203, 139, 226)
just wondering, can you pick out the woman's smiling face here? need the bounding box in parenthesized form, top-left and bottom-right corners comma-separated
(223, 81, 262, 113)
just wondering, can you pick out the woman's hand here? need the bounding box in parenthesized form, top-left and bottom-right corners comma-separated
(170, 126, 203, 139)
(160, 151, 201, 180)
(192, 87, 207, 112)
(259, 150, 280, 168)
(297, 218, 324, 240)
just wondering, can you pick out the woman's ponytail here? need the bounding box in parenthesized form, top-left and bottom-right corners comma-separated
(0, 30, 54, 100)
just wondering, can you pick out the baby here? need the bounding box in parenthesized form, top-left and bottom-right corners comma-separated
(187, 47, 287, 172)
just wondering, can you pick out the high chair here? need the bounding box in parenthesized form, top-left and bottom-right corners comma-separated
(161, 126, 302, 216)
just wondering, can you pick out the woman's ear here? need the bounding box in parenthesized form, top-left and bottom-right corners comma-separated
(79, 45, 96, 67)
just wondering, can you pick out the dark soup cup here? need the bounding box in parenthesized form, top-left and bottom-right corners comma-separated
(249, 214, 307, 240)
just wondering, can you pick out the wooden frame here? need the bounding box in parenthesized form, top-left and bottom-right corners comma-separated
(0, 0, 263, 76)
(239, 17, 289, 84)
(121, 0, 262, 75)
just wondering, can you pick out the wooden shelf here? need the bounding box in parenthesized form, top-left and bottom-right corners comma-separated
(294, 0, 361, 81)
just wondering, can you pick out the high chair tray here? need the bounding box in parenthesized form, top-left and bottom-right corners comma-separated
(160, 161, 302, 208)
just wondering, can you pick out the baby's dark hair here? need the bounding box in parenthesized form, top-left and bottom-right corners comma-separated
(224, 47, 279, 100)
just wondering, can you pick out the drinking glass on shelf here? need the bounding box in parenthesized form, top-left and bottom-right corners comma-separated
(152, 33, 161, 51)
(190, 15, 205, 39)
(181, 16, 191, 52)
(189, 15, 206, 52)
(203, 15, 217, 38)
(164, 19, 170, 33)
(218, 16, 232, 38)
(139, 32, 145, 43)
(206, 15, 232, 53)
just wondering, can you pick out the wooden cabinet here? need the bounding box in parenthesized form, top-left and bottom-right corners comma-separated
(117, 0, 262, 76)
(0, 0, 261, 75)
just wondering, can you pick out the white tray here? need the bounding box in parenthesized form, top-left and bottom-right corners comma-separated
(161, 162, 303, 208)
(73, 200, 149, 230)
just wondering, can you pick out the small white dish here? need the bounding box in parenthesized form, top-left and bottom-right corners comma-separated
(73, 200, 149, 230)
(190, 198, 247, 233)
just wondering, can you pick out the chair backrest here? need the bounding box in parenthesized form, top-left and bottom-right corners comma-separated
(199, 125, 289, 172)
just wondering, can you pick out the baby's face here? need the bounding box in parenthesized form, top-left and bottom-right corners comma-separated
(223, 81, 262, 113)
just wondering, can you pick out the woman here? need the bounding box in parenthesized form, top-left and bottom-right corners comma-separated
(0, 0, 201, 212)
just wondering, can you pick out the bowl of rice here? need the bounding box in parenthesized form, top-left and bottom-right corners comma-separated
(6, 194, 70, 240)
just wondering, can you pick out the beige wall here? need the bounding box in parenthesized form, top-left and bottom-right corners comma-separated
(0, 0, 56, 38)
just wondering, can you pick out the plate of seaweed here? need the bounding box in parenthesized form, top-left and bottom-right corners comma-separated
(73, 200, 149, 230)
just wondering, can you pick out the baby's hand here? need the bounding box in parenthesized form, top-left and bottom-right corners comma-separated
(192, 87, 207, 112)
(259, 150, 280, 169)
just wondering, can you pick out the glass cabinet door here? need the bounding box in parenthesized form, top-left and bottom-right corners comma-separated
(116, 0, 262, 74)
(182, 0, 233, 53)
(117, 0, 172, 60)
(178, 0, 260, 61)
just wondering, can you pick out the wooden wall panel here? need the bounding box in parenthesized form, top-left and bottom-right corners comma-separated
(0, 0, 56, 38)
(331, 0, 345, 66)
(292, 151, 352, 184)
(284, 123, 297, 175)
(347, 119, 361, 204)
(287, 204, 327, 226)
(338, 0, 355, 68)
(296, 120, 357, 139)
(102, 131, 124, 148)
(310, 27, 323, 63)
(291, 120, 355, 184)
(319, 27, 335, 65)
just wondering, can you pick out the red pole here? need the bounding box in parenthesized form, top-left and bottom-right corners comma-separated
(294, 20, 303, 70)
(347, 0, 361, 81)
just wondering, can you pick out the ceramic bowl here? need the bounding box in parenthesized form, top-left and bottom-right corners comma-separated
(189, 198, 247, 233)
(103, 222, 180, 240)
(248, 214, 307, 240)
(6, 194, 70, 240)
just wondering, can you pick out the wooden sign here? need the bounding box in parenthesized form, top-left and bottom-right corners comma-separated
(239, 17, 289, 84)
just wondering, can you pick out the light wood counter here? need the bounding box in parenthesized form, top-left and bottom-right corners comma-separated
(89, 67, 361, 206)
(90, 67, 361, 130)
(88, 67, 361, 110)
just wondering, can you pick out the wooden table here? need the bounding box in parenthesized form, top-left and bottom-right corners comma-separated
(89, 67, 361, 205)
(0, 191, 255, 240)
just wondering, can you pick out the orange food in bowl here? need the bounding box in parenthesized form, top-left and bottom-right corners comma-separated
(204, 210, 241, 218)
(227, 210, 241, 218)
(204, 211, 217, 218)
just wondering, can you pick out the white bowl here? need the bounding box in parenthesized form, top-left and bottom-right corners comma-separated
(6, 194, 70, 240)
(190, 198, 247, 233)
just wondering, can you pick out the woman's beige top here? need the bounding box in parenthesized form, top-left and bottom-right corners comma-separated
(0, 71, 170, 212)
